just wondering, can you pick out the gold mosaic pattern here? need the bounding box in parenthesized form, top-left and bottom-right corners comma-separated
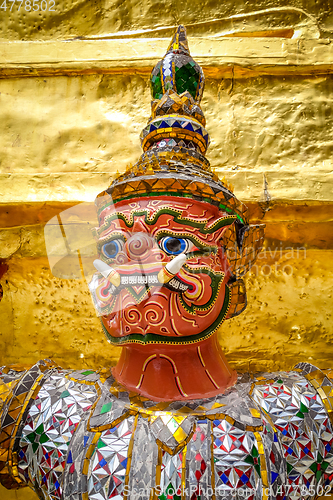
(297, 367, 333, 426)
(226, 279, 247, 318)
(150, 413, 195, 455)
(119, 149, 212, 177)
(0, 360, 56, 490)
(254, 431, 269, 499)
(223, 224, 265, 278)
(108, 379, 263, 431)
(150, 91, 206, 126)
(0, 368, 25, 412)
(110, 176, 245, 217)
(141, 126, 208, 155)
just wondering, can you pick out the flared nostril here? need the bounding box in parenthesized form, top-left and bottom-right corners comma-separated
(126, 233, 155, 260)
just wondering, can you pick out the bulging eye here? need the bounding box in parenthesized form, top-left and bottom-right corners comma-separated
(159, 236, 192, 255)
(102, 240, 124, 259)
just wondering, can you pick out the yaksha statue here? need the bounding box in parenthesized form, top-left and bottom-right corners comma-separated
(1, 26, 333, 500)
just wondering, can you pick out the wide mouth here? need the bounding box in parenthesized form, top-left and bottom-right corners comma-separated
(94, 267, 193, 294)
(119, 271, 192, 292)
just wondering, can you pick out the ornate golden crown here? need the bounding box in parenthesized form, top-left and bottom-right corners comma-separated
(97, 25, 248, 225)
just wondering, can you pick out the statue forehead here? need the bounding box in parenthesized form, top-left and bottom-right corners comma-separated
(100, 197, 217, 218)
(97, 197, 236, 237)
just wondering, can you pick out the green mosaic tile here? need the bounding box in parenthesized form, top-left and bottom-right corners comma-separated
(100, 401, 113, 415)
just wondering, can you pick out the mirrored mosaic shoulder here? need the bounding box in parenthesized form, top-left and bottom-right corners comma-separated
(0, 360, 333, 499)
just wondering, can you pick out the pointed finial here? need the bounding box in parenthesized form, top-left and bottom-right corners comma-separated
(150, 25, 205, 103)
(166, 25, 190, 56)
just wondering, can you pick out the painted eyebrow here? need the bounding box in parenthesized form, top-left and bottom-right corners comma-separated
(154, 230, 218, 248)
(97, 231, 127, 242)
(97, 208, 237, 236)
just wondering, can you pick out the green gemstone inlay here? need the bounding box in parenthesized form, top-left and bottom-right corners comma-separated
(244, 454, 261, 477)
(300, 402, 309, 413)
(310, 462, 317, 473)
(81, 370, 95, 375)
(251, 445, 259, 458)
(97, 439, 107, 449)
(40, 433, 49, 444)
(296, 411, 304, 419)
(287, 462, 293, 474)
(159, 482, 181, 500)
(151, 69, 163, 99)
(26, 432, 36, 444)
(322, 461, 329, 470)
(174, 62, 199, 98)
(60, 390, 70, 399)
(316, 470, 323, 481)
(35, 424, 44, 435)
(100, 402, 113, 415)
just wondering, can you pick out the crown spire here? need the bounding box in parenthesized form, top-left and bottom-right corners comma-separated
(150, 25, 204, 103)
(101, 26, 248, 225)
(166, 24, 190, 55)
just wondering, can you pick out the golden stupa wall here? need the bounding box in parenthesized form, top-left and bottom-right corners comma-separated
(0, 2, 333, 498)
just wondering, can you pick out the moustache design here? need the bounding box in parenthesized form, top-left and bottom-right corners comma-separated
(89, 254, 192, 315)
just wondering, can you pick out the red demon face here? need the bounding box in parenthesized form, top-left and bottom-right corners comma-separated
(89, 196, 236, 346)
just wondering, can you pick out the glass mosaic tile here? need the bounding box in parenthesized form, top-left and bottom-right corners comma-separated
(0, 363, 332, 498)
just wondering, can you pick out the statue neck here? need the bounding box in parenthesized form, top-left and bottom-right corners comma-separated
(112, 335, 237, 401)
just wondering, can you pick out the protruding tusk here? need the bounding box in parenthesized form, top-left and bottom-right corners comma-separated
(93, 259, 121, 287)
(157, 266, 175, 284)
(157, 253, 187, 284)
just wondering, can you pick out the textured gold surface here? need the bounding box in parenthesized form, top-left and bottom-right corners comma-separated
(1, 73, 333, 204)
(1, 0, 332, 42)
(2, 39, 333, 79)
